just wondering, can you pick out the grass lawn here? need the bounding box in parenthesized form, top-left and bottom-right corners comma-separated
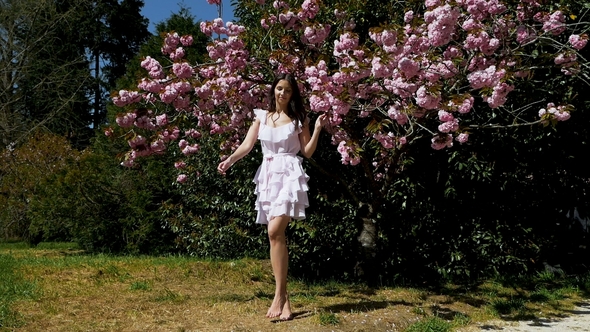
(1, 242, 589, 331)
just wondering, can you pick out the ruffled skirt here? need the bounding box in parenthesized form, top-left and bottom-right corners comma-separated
(253, 153, 309, 224)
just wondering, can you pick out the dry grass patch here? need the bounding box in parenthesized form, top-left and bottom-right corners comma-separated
(1, 243, 588, 332)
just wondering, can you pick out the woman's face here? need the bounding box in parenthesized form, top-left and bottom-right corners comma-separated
(274, 79, 293, 110)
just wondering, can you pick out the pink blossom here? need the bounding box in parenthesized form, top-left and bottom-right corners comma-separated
(540, 11, 566, 36)
(200, 21, 213, 36)
(462, 18, 483, 31)
(443, 46, 463, 60)
(113, 90, 141, 107)
(169, 47, 186, 61)
(568, 34, 588, 50)
(480, 38, 500, 55)
(425, 0, 441, 7)
(182, 144, 200, 155)
(424, 4, 460, 47)
(484, 82, 514, 108)
(438, 119, 459, 133)
(404, 11, 414, 23)
(438, 110, 454, 122)
(128, 135, 147, 149)
(279, 11, 297, 29)
(185, 129, 202, 139)
(398, 57, 420, 78)
(463, 0, 506, 21)
(121, 158, 134, 168)
(299, 0, 320, 20)
(539, 103, 571, 122)
(415, 86, 441, 110)
(160, 128, 180, 143)
(173, 96, 191, 110)
(516, 25, 536, 44)
(388, 105, 409, 125)
(115, 112, 137, 128)
(337, 141, 360, 165)
(467, 65, 505, 89)
(371, 57, 393, 78)
(175, 161, 187, 169)
(309, 94, 331, 112)
(554, 53, 577, 65)
(431, 134, 453, 150)
(135, 115, 156, 130)
(458, 97, 474, 114)
(261, 18, 270, 29)
(373, 132, 395, 149)
(455, 133, 469, 144)
(141, 56, 164, 78)
(381, 30, 397, 47)
(137, 79, 163, 94)
(173, 62, 195, 78)
(150, 139, 166, 154)
(162, 33, 180, 54)
(156, 114, 168, 126)
(302, 24, 331, 44)
(384, 77, 418, 98)
(334, 33, 359, 56)
(176, 174, 188, 183)
(104, 128, 113, 137)
(160, 85, 180, 104)
(344, 20, 356, 31)
(464, 31, 499, 55)
(180, 35, 193, 46)
(273, 1, 288, 9)
(333, 9, 346, 19)
(555, 110, 570, 121)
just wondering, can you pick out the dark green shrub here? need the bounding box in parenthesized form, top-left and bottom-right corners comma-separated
(27, 133, 179, 254)
(0, 132, 80, 243)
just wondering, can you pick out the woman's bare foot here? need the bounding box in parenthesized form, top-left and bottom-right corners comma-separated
(266, 296, 285, 318)
(280, 296, 293, 321)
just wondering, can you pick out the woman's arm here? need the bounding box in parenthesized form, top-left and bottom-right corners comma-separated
(299, 114, 328, 159)
(217, 119, 261, 175)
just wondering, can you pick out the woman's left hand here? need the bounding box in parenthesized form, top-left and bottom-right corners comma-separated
(314, 113, 328, 131)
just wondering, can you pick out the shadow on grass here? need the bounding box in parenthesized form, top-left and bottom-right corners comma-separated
(565, 301, 590, 315)
(321, 299, 411, 313)
(270, 310, 313, 323)
(211, 293, 255, 303)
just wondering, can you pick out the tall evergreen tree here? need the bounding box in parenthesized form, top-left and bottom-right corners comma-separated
(76, 0, 150, 130)
(0, 0, 150, 148)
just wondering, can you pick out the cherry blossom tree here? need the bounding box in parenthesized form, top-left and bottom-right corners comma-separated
(109, 0, 589, 274)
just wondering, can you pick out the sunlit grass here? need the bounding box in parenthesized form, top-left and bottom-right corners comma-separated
(0, 254, 39, 328)
(0, 242, 588, 331)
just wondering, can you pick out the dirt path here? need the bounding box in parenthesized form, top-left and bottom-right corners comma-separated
(468, 301, 590, 331)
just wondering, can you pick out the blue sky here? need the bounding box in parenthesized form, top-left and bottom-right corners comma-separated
(141, 0, 236, 33)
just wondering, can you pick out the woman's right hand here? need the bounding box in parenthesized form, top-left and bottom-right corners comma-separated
(217, 156, 234, 175)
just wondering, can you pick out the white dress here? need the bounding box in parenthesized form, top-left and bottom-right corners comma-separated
(253, 109, 310, 224)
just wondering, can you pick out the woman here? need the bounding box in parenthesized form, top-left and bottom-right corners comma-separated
(217, 73, 327, 320)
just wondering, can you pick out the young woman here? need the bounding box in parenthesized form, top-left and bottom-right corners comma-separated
(217, 73, 327, 320)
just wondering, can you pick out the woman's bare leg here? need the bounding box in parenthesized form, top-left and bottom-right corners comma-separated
(265, 215, 292, 319)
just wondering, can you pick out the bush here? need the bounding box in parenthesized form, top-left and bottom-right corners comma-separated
(0, 132, 80, 243)
(28, 133, 179, 254)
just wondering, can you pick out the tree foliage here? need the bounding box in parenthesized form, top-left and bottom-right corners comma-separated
(0, 0, 93, 148)
(108, 0, 589, 282)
